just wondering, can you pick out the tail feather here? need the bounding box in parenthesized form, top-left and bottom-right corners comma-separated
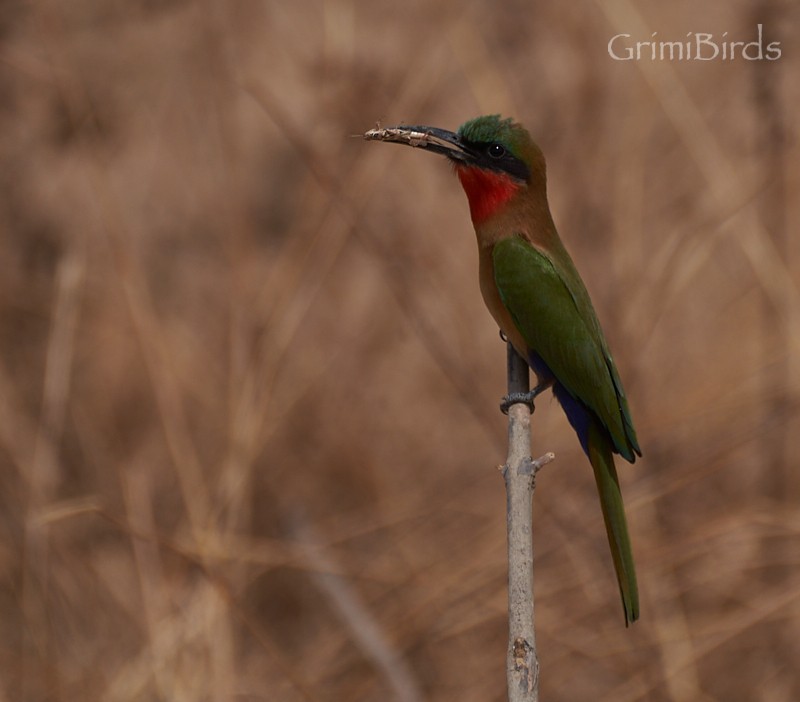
(547, 372, 640, 624)
(587, 419, 639, 625)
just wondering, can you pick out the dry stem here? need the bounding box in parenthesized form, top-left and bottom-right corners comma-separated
(503, 343, 554, 702)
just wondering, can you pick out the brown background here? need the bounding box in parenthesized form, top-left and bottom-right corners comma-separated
(1, 1, 799, 700)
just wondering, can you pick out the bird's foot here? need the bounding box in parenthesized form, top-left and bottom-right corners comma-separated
(500, 383, 550, 415)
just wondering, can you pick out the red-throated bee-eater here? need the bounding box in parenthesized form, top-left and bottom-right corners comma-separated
(365, 115, 642, 624)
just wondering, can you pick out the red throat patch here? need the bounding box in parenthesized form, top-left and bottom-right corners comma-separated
(455, 165, 521, 224)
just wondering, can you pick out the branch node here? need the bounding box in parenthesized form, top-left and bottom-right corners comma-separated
(511, 637, 539, 694)
(531, 452, 555, 473)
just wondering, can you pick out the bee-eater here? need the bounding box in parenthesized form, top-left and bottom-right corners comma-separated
(366, 115, 642, 624)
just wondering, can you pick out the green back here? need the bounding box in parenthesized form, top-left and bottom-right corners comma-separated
(493, 236, 640, 461)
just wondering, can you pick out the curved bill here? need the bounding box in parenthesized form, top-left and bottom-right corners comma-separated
(363, 124, 472, 162)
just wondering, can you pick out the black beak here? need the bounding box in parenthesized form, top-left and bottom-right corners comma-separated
(363, 124, 474, 164)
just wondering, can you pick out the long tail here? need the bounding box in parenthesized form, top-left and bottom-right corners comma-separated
(547, 372, 640, 624)
(587, 418, 639, 625)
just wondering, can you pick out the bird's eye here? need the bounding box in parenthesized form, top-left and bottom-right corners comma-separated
(488, 144, 506, 158)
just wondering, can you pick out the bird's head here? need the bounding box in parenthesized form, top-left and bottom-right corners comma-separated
(365, 115, 546, 225)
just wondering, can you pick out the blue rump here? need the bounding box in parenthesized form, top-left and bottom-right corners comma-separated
(528, 350, 591, 457)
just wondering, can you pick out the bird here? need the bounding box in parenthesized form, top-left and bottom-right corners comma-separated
(365, 115, 642, 625)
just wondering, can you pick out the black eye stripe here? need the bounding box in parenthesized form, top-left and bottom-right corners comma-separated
(459, 139, 530, 182)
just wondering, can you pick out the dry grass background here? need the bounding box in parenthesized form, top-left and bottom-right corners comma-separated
(1, 1, 799, 700)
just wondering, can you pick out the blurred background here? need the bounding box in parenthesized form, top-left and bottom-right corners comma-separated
(1, 1, 799, 700)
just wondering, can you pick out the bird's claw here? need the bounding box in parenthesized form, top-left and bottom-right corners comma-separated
(500, 383, 549, 415)
(500, 391, 535, 414)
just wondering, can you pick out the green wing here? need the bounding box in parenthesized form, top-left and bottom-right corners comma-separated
(492, 236, 640, 461)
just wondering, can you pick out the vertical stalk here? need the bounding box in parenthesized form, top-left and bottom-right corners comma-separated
(503, 343, 553, 701)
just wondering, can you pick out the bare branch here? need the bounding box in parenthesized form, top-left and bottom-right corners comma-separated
(502, 343, 555, 702)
